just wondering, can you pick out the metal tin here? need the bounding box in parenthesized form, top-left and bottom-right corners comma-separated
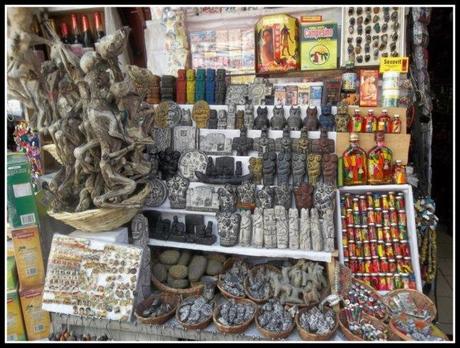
(398, 210, 407, 226)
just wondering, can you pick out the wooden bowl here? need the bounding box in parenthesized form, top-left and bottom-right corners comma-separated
(384, 288, 437, 322)
(134, 292, 180, 325)
(244, 264, 281, 304)
(175, 296, 215, 330)
(212, 298, 256, 334)
(389, 314, 449, 341)
(151, 274, 203, 298)
(255, 307, 295, 340)
(217, 257, 249, 300)
(295, 305, 339, 341)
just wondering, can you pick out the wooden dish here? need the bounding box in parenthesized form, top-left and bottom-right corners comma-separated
(212, 298, 256, 334)
(175, 296, 215, 330)
(244, 264, 281, 304)
(151, 274, 203, 298)
(295, 305, 339, 341)
(255, 307, 295, 340)
(389, 314, 449, 341)
(384, 288, 437, 322)
(217, 257, 249, 300)
(134, 292, 180, 325)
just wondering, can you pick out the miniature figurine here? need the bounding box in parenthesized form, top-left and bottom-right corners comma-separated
(276, 151, 292, 185)
(195, 68, 206, 101)
(287, 105, 303, 130)
(310, 128, 335, 155)
(217, 110, 227, 129)
(217, 212, 241, 247)
(263, 208, 277, 248)
(131, 214, 151, 304)
(254, 126, 275, 156)
(232, 126, 254, 156)
(195, 221, 216, 245)
(226, 103, 237, 129)
(292, 127, 311, 155)
(275, 206, 288, 249)
(313, 182, 336, 216)
(256, 186, 274, 209)
(158, 148, 181, 180)
(254, 106, 270, 130)
(288, 209, 299, 249)
(244, 99, 254, 130)
(275, 126, 293, 153)
(196, 156, 251, 184)
(318, 104, 335, 131)
(180, 109, 193, 126)
(207, 109, 218, 129)
(252, 207, 264, 248)
(186, 69, 196, 104)
(294, 182, 314, 210)
(249, 157, 263, 185)
(274, 184, 292, 210)
(235, 110, 245, 129)
(321, 208, 335, 252)
(239, 210, 252, 247)
(169, 215, 186, 242)
(192, 100, 210, 128)
(271, 105, 287, 130)
(218, 184, 237, 213)
(236, 181, 256, 210)
(322, 153, 338, 186)
(176, 69, 187, 104)
(304, 105, 319, 131)
(299, 208, 312, 250)
(205, 68, 215, 104)
(215, 69, 227, 105)
(335, 108, 350, 132)
(310, 208, 322, 251)
(292, 153, 306, 186)
(263, 151, 277, 186)
(307, 154, 322, 186)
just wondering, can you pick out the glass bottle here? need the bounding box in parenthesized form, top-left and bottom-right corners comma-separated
(81, 15, 95, 53)
(94, 11, 105, 42)
(69, 14, 84, 57)
(343, 133, 368, 185)
(364, 109, 377, 133)
(348, 108, 364, 133)
(377, 109, 391, 132)
(31, 19, 47, 63)
(391, 114, 401, 133)
(60, 22, 71, 44)
(367, 132, 393, 184)
(393, 160, 407, 184)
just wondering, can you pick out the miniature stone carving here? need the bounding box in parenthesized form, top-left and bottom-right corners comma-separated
(271, 105, 287, 130)
(310, 208, 322, 251)
(294, 182, 314, 210)
(173, 126, 198, 152)
(276, 151, 292, 185)
(304, 105, 319, 131)
(287, 105, 303, 130)
(263, 208, 277, 248)
(313, 182, 336, 217)
(253, 106, 270, 130)
(160, 75, 176, 101)
(236, 181, 256, 210)
(249, 157, 263, 185)
(319, 104, 335, 131)
(219, 260, 249, 297)
(177, 296, 214, 325)
(322, 153, 338, 186)
(232, 126, 254, 156)
(169, 216, 186, 242)
(292, 127, 311, 155)
(207, 109, 218, 129)
(178, 150, 208, 181)
(321, 207, 335, 252)
(185, 215, 204, 241)
(217, 110, 227, 129)
(156, 100, 181, 128)
(158, 148, 181, 180)
(254, 126, 276, 156)
(196, 156, 251, 184)
(166, 175, 189, 209)
(217, 212, 241, 247)
(335, 110, 349, 132)
(195, 68, 206, 101)
(310, 128, 335, 155)
(239, 210, 252, 247)
(192, 100, 210, 128)
(225, 84, 248, 105)
(186, 69, 196, 104)
(218, 184, 237, 213)
(216, 299, 255, 326)
(226, 103, 237, 129)
(176, 69, 186, 104)
(300, 208, 312, 250)
(205, 68, 215, 104)
(152, 128, 172, 152)
(145, 178, 168, 207)
(252, 207, 264, 248)
(154, 217, 171, 241)
(275, 127, 293, 153)
(275, 205, 289, 249)
(215, 69, 226, 105)
(289, 209, 299, 249)
(292, 153, 307, 186)
(248, 78, 273, 105)
(186, 185, 219, 212)
(262, 151, 277, 186)
(256, 186, 274, 209)
(235, 110, 245, 129)
(195, 221, 217, 245)
(199, 132, 232, 155)
(257, 299, 293, 333)
(244, 100, 254, 130)
(274, 184, 292, 210)
(131, 213, 151, 304)
(307, 154, 322, 186)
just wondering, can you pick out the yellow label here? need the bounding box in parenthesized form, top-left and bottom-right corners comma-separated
(300, 15, 322, 23)
(7, 289, 27, 341)
(379, 57, 409, 73)
(20, 286, 51, 341)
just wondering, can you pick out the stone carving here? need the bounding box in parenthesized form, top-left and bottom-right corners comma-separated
(180, 109, 193, 126)
(215, 69, 226, 105)
(176, 69, 186, 104)
(322, 153, 338, 186)
(185, 215, 204, 241)
(275, 205, 288, 249)
(303, 105, 319, 131)
(239, 210, 252, 247)
(232, 126, 254, 156)
(263, 208, 277, 248)
(196, 221, 217, 245)
(292, 153, 306, 186)
(235, 110, 245, 129)
(217, 184, 237, 213)
(156, 100, 182, 128)
(196, 156, 251, 184)
(226, 103, 237, 129)
(217, 212, 241, 247)
(310, 208, 322, 251)
(287, 105, 303, 130)
(166, 175, 189, 209)
(275, 127, 293, 153)
(225, 84, 248, 105)
(160, 75, 176, 101)
(289, 209, 300, 249)
(205, 68, 215, 104)
(158, 148, 181, 180)
(294, 182, 314, 210)
(207, 109, 218, 129)
(248, 78, 273, 105)
(169, 215, 186, 242)
(300, 208, 311, 250)
(186, 69, 196, 104)
(252, 207, 264, 248)
(236, 181, 256, 210)
(154, 217, 171, 241)
(321, 207, 335, 252)
(244, 100, 254, 130)
(152, 128, 172, 152)
(254, 127, 275, 156)
(254, 106, 270, 130)
(256, 186, 274, 209)
(271, 105, 287, 130)
(262, 151, 277, 186)
(335, 103, 349, 132)
(310, 128, 335, 155)
(292, 127, 311, 155)
(313, 182, 336, 217)
(248, 157, 263, 185)
(274, 184, 292, 210)
(173, 126, 198, 152)
(199, 132, 232, 155)
(307, 154, 322, 186)
(186, 185, 219, 212)
(192, 100, 210, 128)
(178, 150, 208, 181)
(195, 68, 206, 101)
(319, 104, 335, 131)
(217, 110, 227, 129)
(145, 178, 168, 207)
(276, 151, 292, 185)
(132, 213, 151, 304)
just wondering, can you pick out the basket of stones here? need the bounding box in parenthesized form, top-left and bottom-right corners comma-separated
(217, 257, 250, 300)
(176, 295, 216, 330)
(213, 298, 257, 334)
(134, 292, 180, 325)
(295, 304, 339, 341)
(255, 299, 295, 340)
(385, 289, 437, 322)
(244, 264, 281, 304)
(389, 314, 449, 341)
(339, 307, 395, 341)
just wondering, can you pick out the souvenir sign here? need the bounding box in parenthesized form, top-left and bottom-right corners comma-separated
(192, 100, 210, 128)
(156, 101, 181, 128)
(173, 126, 198, 153)
(42, 234, 142, 321)
(145, 178, 168, 207)
(178, 150, 208, 181)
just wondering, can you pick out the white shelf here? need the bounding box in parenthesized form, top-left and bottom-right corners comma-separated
(144, 207, 216, 216)
(149, 238, 337, 262)
(47, 6, 104, 13)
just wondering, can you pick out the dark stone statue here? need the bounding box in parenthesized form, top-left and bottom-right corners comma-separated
(207, 109, 218, 129)
(158, 148, 181, 180)
(287, 105, 303, 130)
(310, 128, 335, 155)
(232, 126, 254, 156)
(276, 151, 292, 185)
(303, 105, 319, 131)
(254, 106, 270, 130)
(294, 182, 314, 210)
(271, 105, 287, 130)
(169, 216, 186, 242)
(319, 104, 335, 131)
(263, 151, 277, 186)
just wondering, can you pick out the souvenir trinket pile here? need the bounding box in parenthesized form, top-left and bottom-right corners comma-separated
(344, 306, 388, 341)
(177, 296, 214, 325)
(49, 329, 111, 341)
(387, 292, 431, 320)
(216, 299, 256, 326)
(245, 266, 279, 301)
(140, 298, 172, 318)
(256, 299, 293, 333)
(344, 282, 387, 320)
(392, 317, 447, 341)
(298, 306, 336, 336)
(218, 260, 249, 298)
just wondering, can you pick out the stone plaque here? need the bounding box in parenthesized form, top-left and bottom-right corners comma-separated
(199, 133, 233, 155)
(225, 84, 248, 105)
(173, 126, 198, 152)
(186, 185, 219, 212)
(145, 178, 168, 207)
(192, 100, 210, 128)
(152, 128, 172, 152)
(178, 150, 208, 181)
(156, 100, 181, 128)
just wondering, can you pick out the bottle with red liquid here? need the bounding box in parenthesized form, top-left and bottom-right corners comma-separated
(94, 11, 105, 42)
(377, 109, 391, 132)
(70, 14, 84, 57)
(343, 133, 368, 185)
(60, 22, 71, 44)
(364, 109, 377, 133)
(81, 15, 95, 53)
(349, 108, 364, 133)
(367, 132, 393, 184)
(391, 114, 401, 133)
(393, 160, 407, 184)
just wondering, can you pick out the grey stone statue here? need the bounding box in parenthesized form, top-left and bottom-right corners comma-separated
(226, 103, 237, 129)
(276, 151, 292, 185)
(244, 100, 254, 130)
(180, 108, 193, 126)
(232, 126, 254, 156)
(254, 126, 275, 156)
(310, 208, 322, 251)
(252, 207, 264, 248)
(313, 182, 336, 217)
(131, 214, 151, 304)
(254, 106, 269, 130)
(299, 208, 311, 250)
(256, 186, 274, 209)
(274, 184, 292, 210)
(263, 151, 277, 186)
(166, 175, 190, 209)
(271, 105, 287, 130)
(321, 207, 335, 252)
(207, 109, 218, 129)
(292, 127, 311, 155)
(217, 212, 241, 247)
(236, 181, 256, 209)
(292, 153, 306, 186)
(303, 105, 319, 131)
(263, 208, 277, 248)
(275, 127, 292, 153)
(217, 110, 227, 129)
(275, 205, 288, 249)
(218, 184, 236, 213)
(239, 210, 252, 247)
(287, 105, 302, 130)
(288, 209, 299, 249)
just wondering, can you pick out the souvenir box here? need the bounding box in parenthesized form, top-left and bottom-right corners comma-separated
(359, 69, 379, 107)
(256, 14, 300, 74)
(7, 240, 18, 291)
(7, 289, 27, 341)
(19, 286, 51, 341)
(300, 22, 338, 70)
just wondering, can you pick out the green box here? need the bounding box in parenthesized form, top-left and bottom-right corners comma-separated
(7, 153, 39, 228)
(300, 22, 338, 70)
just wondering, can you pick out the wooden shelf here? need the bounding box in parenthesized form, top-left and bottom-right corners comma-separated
(256, 68, 345, 80)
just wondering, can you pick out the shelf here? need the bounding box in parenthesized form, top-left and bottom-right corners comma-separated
(144, 207, 216, 216)
(149, 238, 337, 263)
(47, 6, 104, 13)
(256, 68, 345, 80)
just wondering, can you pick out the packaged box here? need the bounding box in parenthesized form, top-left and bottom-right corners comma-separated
(359, 70, 379, 107)
(323, 78, 342, 105)
(19, 286, 51, 341)
(7, 289, 27, 341)
(11, 225, 45, 289)
(298, 84, 311, 105)
(286, 85, 299, 106)
(256, 14, 300, 73)
(310, 85, 324, 107)
(7, 240, 18, 291)
(300, 22, 338, 70)
(274, 85, 287, 105)
(7, 153, 39, 228)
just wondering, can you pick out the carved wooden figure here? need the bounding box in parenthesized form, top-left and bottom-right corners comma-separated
(195, 68, 206, 101)
(205, 68, 215, 104)
(176, 69, 187, 104)
(303, 105, 319, 131)
(186, 69, 196, 104)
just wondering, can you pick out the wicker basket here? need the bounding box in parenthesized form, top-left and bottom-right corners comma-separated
(295, 305, 339, 341)
(175, 296, 215, 330)
(134, 293, 181, 325)
(212, 298, 256, 334)
(217, 257, 249, 300)
(255, 307, 295, 340)
(42, 144, 63, 165)
(345, 278, 389, 322)
(389, 314, 449, 341)
(384, 288, 437, 322)
(151, 274, 203, 298)
(47, 184, 151, 232)
(244, 264, 281, 304)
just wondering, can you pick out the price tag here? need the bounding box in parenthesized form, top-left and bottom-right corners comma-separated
(379, 57, 409, 73)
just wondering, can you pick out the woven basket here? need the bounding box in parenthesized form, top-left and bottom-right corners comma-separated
(47, 184, 151, 232)
(384, 289, 437, 322)
(42, 144, 63, 165)
(212, 298, 256, 334)
(175, 296, 215, 330)
(244, 264, 281, 304)
(295, 305, 339, 341)
(389, 314, 449, 341)
(134, 293, 181, 325)
(255, 307, 295, 340)
(346, 278, 389, 322)
(151, 274, 203, 298)
(217, 257, 249, 300)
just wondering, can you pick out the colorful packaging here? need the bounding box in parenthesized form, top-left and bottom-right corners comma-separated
(274, 85, 287, 105)
(7, 240, 18, 291)
(309, 85, 323, 107)
(256, 14, 300, 73)
(298, 84, 310, 105)
(19, 286, 51, 341)
(11, 225, 45, 289)
(300, 22, 338, 70)
(359, 70, 379, 107)
(285, 85, 299, 105)
(7, 289, 27, 341)
(7, 153, 39, 228)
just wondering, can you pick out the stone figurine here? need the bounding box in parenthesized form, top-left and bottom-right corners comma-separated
(249, 157, 263, 185)
(217, 212, 241, 247)
(215, 69, 226, 105)
(292, 127, 311, 155)
(166, 175, 189, 209)
(276, 151, 292, 185)
(294, 182, 314, 210)
(271, 105, 287, 130)
(158, 148, 181, 180)
(232, 126, 254, 156)
(303, 105, 319, 131)
(235, 162, 242, 177)
(263, 151, 277, 186)
(288, 209, 300, 249)
(217, 110, 228, 129)
(322, 153, 338, 186)
(192, 100, 210, 128)
(235, 110, 245, 129)
(169, 215, 186, 242)
(307, 154, 322, 186)
(236, 181, 256, 210)
(313, 182, 336, 217)
(195, 68, 206, 101)
(335, 111, 349, 133)
(173, 126, 197, 152)
(226, 103, 237, 129)
(318, 104, 335, 131)
(205, 68, 215, 104)
(252, 207, 264, 248)
(176, 68, 186, 104)
(244, 100, 254, 130)
(186, 68, 196, 104)
(292, 153, 306, 186)
(321, 207, 335, 252)
(218, 184, 237, 213)
(239, 210, 252, 247)
(196, 156, 251, 184)
(310, 128, 335, 155)
(263, 208, 277, 248)
(287, 105, 303, 130)
(254, 126, 276, 156)
(274, 184, 292, 210)
(131, 214, 151, 304)
(275, 205, 288, 249)
(254, 106, 270, 130)
(207, 109, 218, 129)
(180, 109, 193, 126)
(310, 208, 322, 251)
(256, 186, 274, 209)
(145, 178, 168, 207)
(154, 217, 171, 240)
(300, 208, 312, 250)
(196, 221, 217, 245)
(275, 127, 293, 153)
(156, 100, 182, 128)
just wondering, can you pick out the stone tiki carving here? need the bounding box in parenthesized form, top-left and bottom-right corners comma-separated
(299, 208, 311, 250)
(292, 127, 311, 155)
(169, 215, 186, 242)
(235, 110, 245, 129)
(232, 126, 254, 156)
(310, 128, 335, 155)
(166, 175, 189, 209)
(275, 127, 292, 153)
(288, 209, 299, 249)
(226, 103, 237, 129)
(322, 153, 338, 186)
(274, 184, 292, 210)
(294, 182, 314, 210)
(217, 110, 227, 129)
(252, 207, 264, 248)
(131, 214, 151, 304)
(313, 182, 336, 217)
(158, 148, 181, 180)
(335, 102, 349, 132)
(205, 68, 215, 104)
(217, 184, 236, 213)
(217, 212, 241, 247)
(263, 208, 277, 248)
(287, 105, 303, 130)
(236, 181, 256, 210)
(239, 210, 252, 247)
(254, 106, 270, 130)
(244, 101, 254, 130)
(303, 105, 319, 131)
(310, 208, 322, 251)
(186, 69, 196, 104)
(254, 126, 276, 156)
(192, 100, 210, 128)
(215, 69, 226, 105)
(256, 186, 274, 209)
(319, 104, 335, 131)
(176, 69, 186, 104)
(271, 105, 287, 130)
(249, 157, 263, 185)
(292, 153, 306, 186)
(275, 205, 288, 249)
(321, 207, 335, 252)
(195, 68, 206, 101)
(263, 151, 277, 186)
(180, 109, 193, 126)
(207, 109, 218, 129)
(307, 154, 322, 186)
(276, 151, 292, 185)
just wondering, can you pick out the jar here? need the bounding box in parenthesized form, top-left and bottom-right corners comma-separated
(388, 258, 397, 273)
(346, 226, 355, 240)
(359, 195, 368, 211)
(353, 212, 361, 226)
(378, 273, 388, 291)
(390, 224, 400, 240)
(361, 226, 369, 240)
(409, 274, 417, 289)
(395, 193, 405, 210)
(371, 257, 380, 273)
(370, 273, 379, 289)
(391, 114, 401, 133)
(393, 273, 402, 289)
(383, 227, 392, 242)
(385, 243, 395, 258)
(366, 192, 374, 207)
(401, 273, 410, 289)
(377, 242, 385, 257)
(381, 194, 389, 210)
(376, 226, 384, 240)
(344, 193, 353, 208)
(382, 210, 391, 228)
(380, 257, 389, 273)
(393, 160, 407, 184)
(357, 257, 365, 273)
(389, 209, 398, 225)
(369, 241, 378, 257)
(368, 209, 376, 225)
(400, 241, 410, 257)
(388, 191, 396, 209)
(348, 241, 356, 257)
(375, 209, 383, 225)
(363, 242, 371, 258)
(361, 213, 368, 226)
(363, 257, 372, 273)
(398, 210, 407, 226)
(398, 224, 408, 240)
(349, 257, 359, 273)
(362, 273, 371, 286)
(386, 273, 394, 291)
(346, 209, 354, 225)
(368, 224, 377, 239)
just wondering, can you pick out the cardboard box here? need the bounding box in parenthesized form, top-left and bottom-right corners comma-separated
(300, 22, 338, 71)
(20, 286, 51, 341)
(7, 289, 27, 341)
(69, 227, 128, 244)
(256, 14, 300, 74)
(11, 225, 45, 289)
(359, 69, 379, 107)
(7, 240, 18, 291)
(7, 153, 39, 228)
